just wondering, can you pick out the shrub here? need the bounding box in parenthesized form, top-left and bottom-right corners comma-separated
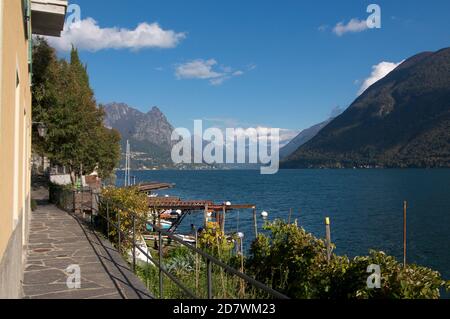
(99, 186, 149, 251)
(48, 182, 74, 210)
(353, 251, 450, 299)
(247, 220, 450, 299)
(166, 246, 195, 277)
(31, 198, 38, 211)
(197, 221, 235, 260)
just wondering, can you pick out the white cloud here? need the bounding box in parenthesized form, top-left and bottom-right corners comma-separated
(209, 77, 229, 86)
(175, 59, 245, 85)
(47, 18, 186, 52)
(175, 59, 222, 80)
(278, 128, 300, 146)
(333, 18, 368, 36)
(202, 118, 298, 147)
(224, 127, 298, 148)
(358, 60, 404, 95)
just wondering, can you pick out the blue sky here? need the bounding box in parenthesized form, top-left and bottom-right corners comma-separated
(50, 0, 450, 136)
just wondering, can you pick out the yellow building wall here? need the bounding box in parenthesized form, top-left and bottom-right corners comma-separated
(0, 0, 32, 270)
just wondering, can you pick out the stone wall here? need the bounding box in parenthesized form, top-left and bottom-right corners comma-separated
(0, 211, 24, 298)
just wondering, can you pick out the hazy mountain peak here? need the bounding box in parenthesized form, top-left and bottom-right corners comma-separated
(103, 102, 174, 165)
(149, 106, 162, 115)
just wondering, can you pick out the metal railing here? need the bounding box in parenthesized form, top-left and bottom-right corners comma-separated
(73, 188, 289, 299)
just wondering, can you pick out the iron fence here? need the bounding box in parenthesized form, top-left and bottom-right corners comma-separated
(70, 188, 289, 299)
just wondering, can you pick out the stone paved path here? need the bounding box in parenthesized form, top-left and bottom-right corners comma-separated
(22, 188, 153, 299)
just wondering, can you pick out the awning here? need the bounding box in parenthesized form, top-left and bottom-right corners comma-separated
(31, 0, 68, 37)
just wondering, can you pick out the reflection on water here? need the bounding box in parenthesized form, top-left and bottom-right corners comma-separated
(117, 169, 450, 281)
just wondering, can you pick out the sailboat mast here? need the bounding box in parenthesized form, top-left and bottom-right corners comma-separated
(124, 139, 130, 186)
(126, 140, 132, 186)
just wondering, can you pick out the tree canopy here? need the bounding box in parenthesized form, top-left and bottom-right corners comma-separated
(32, 38, 121, 183)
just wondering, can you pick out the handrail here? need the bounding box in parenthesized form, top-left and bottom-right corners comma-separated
(74, 188, 289, 299)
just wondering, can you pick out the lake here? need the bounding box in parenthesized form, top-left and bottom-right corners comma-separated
(116, 169, 450, 281)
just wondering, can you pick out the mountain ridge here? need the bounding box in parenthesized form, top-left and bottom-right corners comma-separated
(279, 118, 333, 159)
(282, 47, 450, 168)
(103, 102, 174, 166)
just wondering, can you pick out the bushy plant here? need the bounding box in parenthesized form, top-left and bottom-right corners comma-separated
(99, 186, 149, 250)
(247, 220, 450, 299)
(198, 221, 235, 260)
(353, 251, 450, 299)
(166, 246, 195, 277)
(31, 198, 38, 211)
(48, 182, 74, 210)
(32, 38, 121, 185)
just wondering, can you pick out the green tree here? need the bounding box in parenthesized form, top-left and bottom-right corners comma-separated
(99, 186, 149, 250)
(93, 119, 121, 181)
(32, 39, 121, 183)
(32, 37, 59, 159)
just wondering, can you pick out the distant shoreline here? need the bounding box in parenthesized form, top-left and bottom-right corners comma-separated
(114, 167, 450, 172)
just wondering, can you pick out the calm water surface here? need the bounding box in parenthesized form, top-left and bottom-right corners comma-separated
(116, 169, 450, 281)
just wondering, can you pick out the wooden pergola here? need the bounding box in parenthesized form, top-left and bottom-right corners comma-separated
(147, 197, 258, 236)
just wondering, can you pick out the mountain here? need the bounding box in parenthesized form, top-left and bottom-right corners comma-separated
(283, 47, 450, 168)
(280, 119, 333, 159)
(103, 102, 174, 166)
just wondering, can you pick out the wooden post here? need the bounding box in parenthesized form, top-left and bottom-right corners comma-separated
(403, 201, 407, 267)
(159, 231, 163, 298)
(239, 239, 245, 297)
(288, 208, 293, 224)
(158, 209, 161, 236)
(132, 215, 136, 272)
(106, 202, 110, 238)
(221, 205, 226, 233)
(152, 208, 158, 250)
(253, 207, 258, 237)
(206, 259, 212, 299)
(325, 217, 331, 263)
(118, 209, 121, 254)
(195, 228, 199, 293)
(90, 189, 94, 225)
(204, 204, 208, 227)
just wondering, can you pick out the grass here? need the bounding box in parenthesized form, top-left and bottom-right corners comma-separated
(135, 244, 265, 299)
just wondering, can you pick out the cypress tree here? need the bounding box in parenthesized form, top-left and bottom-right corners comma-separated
(32, 39, 121, 184)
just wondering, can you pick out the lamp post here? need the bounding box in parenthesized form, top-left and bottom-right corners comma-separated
(221, 201, 231, 233)
(32, 122, 47, 138)
(32, 122, 47, 174)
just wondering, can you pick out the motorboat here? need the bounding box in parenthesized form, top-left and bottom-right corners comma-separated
(146, 219, 172, 231)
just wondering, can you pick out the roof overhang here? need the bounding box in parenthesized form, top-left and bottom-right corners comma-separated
(31, 0, 68, 37)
